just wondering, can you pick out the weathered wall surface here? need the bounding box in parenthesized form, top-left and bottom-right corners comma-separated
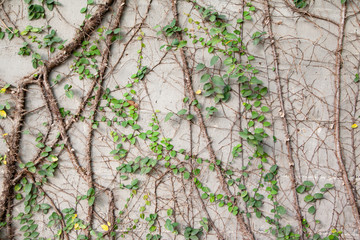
(0, 0, 359, 239)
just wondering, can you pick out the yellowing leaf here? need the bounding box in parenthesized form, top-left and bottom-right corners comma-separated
(74, 223, 80, 230)
(2, 160, 6, 165)
(72, 214, 77, 219)
(352, 124, 358, 129)
(195, 89, 202, 95)
(101, 224, 109, 231)
(0, 88, 6, 94)
(51, 156, 58, 162)
(0, 110, 6, 118)
(107, 221, 111, 226)
(2, 133, 7, 136)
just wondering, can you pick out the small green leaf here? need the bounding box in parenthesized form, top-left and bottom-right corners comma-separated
(24, 183, 33, 194)
(308, 206, 316, 215)
(201, 73, 210, 83)
(276, 206, 286, 215)
(212, 76, 225, 86)
(296, 185, 305, 194)
(324, 183, 334, 189)
(210, 56, 219, 66)
(303, 181, 314, 187)
(196, 63, 205, 71)
(201, 193, 209, 199)
(261, 106, 270, 112)
(165, 112, 174, 122)
(88, 196, 95, 206)
(313, 193, 323, 199)
(186, 114, 194, 120)
(177, 109, 187, 115)
(304, 194, 314, 202)
(167, 208, 173, 216)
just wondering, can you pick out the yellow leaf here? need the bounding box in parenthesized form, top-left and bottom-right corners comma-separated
(51, 156, 58, 162)
(72, 214, 77, 220)
(101, 224, 109, 231)
(107, 221, 111, 226)
(74, 223, 80, 230)
(2, 133, 7, 137)
(195, 89, 202, 95)
(2, 160, 6, 165)
(0, 110, 6, 118)
(352, 124, 358, 129)
(0, 88, 6, 94)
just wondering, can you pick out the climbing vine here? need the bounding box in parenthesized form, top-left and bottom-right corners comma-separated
(0, 0, 358, 240)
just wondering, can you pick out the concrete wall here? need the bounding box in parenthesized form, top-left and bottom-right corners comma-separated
(0, 0, 359, 239)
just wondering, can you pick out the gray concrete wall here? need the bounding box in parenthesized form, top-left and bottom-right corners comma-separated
(0, 0, 359, 239)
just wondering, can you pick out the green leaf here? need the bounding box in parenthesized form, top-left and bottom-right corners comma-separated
(308, 206, 316, 215)
(263, 121, 271, 127)
(270, 164, 278, 173)
(186, 114, 194, 120)
(40, 204, 51, 210)
(183, 171, 190, 180)
(87, 187, 95, 197)
(178, 40, 187, 48)
(88, 196, 95, 206)
(304, 194, 314, 202)
(165, 112, 173, 122)
(45, 146, 52, 152)
(177, 109, 187, 115)
(25, 205, 31, 214)
(324, 183, 334, 189)
(303, 181, 314, 187)
(313, 193, 323, 199)
(212, 76, 225, 86)
(196, 63, 205, 71)
(354, 74, 359, 83)
(167, 208, 173, 216)
(247, 55, 255, 61)
(261, 106, 270, 112)
(132, 124, 140, 130)
(296, 185, 305, 194)
(66, 90, 74, 99)
(24, 183, 33, 194)
(114, 28, 121, 34)
(210, 56, 219, 66)
(80, 7, 87, 13)
(276, 206, 286, 215)
(14, 184, 22, 191)
(201, 193, 209, 199)
(201, 73, 210, 83)
(36, 142, 45, 148)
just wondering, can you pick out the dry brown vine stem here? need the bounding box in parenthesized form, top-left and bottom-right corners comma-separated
(0, 0, 118, 235)
(0, 79, 28, 228)
(29, 175, 69, 240)
(83, 0, 126, 238)
(263, 0, 304, 237)
(0, 0, 117, 221)
(333, 2, 360, 234)
(171, 0, 254, 239)
(282, 0, 339, 26)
